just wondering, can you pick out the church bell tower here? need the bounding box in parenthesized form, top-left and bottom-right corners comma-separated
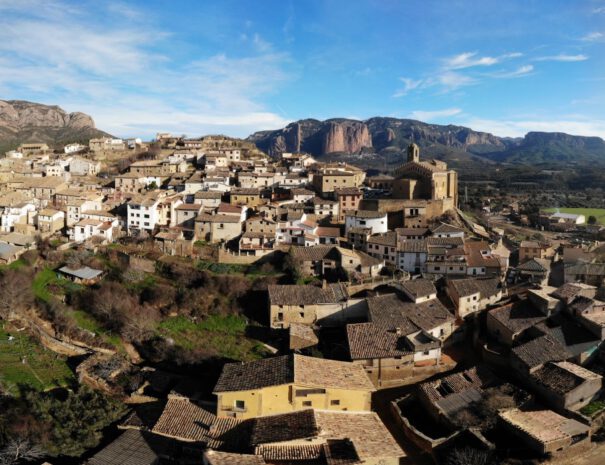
(407, 143, 420, 163)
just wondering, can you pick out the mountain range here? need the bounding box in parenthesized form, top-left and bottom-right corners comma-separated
(0, 100, 604, 169)
(0, 100, 110, 153)
(247, 118, 605, 167)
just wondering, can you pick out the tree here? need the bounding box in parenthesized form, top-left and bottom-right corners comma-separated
(446, 448, 491, 465)
(0, 270, 34, 320)
(588, 215, 597, 225)
(0, 438, 45, 465)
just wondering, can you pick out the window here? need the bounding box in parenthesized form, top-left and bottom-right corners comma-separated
(423, 350, 430, 355)
(330, 400, 340, 406)
(277, 312, 283, 321)
(302, 401, 312, 407)
(299, 312, 304, 318)
(234, 400, 245, 410)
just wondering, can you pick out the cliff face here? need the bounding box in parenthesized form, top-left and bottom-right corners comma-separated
(322, 120, 372, 154)
(248, 117, 505, 157)
(0, 100, 110, 152)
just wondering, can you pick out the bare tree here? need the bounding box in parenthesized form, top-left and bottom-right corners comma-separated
(0, 438, 45, 464)
(446, 447, 491, 465)
(0, 271, 34, 320)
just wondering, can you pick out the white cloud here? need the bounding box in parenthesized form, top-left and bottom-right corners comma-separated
(0, 1, 292, 138)
(437, 71, 476, 90)
(581, 32, 604, 41)
(393, 77, 423, 97)
(536, 54, 589, 62)
(463, 118, 605, 139)
(444, 52, 499, 69)
(408, 108, 462, 121)
(490, 64, 534, 78)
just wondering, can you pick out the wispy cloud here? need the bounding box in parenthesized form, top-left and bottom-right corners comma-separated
(581, 32, 604, 42)
(593, 6, 605, 13)
(394, 50, 525, 97)
(409, 108, 462, 121)
(489, 64, 534, 79)
(536, 54, 589, 62)
(0, 1, 292, 137)
(444, 52, 498, 69)
(393, 77, 423, 97)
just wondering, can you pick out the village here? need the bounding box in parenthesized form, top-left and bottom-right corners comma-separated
(2, 134, 605, 465)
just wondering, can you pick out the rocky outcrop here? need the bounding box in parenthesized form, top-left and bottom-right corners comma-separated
(248, 117, 505, 157)
(0, 100, 110, 152)
(322, 120, 372, 153)
(248, 117, 605, 165)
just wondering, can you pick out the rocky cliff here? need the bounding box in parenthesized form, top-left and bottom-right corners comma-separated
(248, 117, 505, 157)
(0, 100, 111, 152)
(248, 117, 605, 166)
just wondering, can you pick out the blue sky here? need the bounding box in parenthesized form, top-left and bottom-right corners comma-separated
(0, 0, 603, 139)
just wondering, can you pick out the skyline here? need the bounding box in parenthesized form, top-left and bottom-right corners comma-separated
(0, 0, 603, 139)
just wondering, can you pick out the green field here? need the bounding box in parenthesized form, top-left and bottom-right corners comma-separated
(158, 314, 268, 361)
(543, 208, 605, 225)
(0, 322, 75, 395)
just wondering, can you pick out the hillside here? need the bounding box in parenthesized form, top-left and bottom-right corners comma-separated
(247, 117, 605, 168)
(0, 100, 111, 153)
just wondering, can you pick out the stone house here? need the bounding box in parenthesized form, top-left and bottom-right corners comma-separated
(213, 354, 374, 419)
(267, 282, 365, 329)
(447, 277, 504, 320)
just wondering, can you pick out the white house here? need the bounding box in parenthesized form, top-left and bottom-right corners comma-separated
(345, 210, 388, 235)
(127, 195, 162, 233)
(70, 218, 116, 243)
(0, 202, 36, 233)
(64, 143, 86, 154)
(70, 157, 101, 176)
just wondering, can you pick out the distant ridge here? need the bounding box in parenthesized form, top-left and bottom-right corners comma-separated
(248, 117, 605, 165)
(0, 100, 112, 153)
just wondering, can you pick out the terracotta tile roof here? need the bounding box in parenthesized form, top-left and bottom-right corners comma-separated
(289, 245, 334, 261)
(346, 322, 412, 360)
(498, 408, 589, 445)
(213, 354, 374, 393)
(449, 277, 502, 299)
(314, 411, 403, 461)
(511, 335, 571, 371)
(205, 450, 267, 465)
(86, 429, 172, 465)
(488, 299, 546, 333)
(250, 409, 318, 445)
(398, 239, 428, 253)
(256, 443, 323, 461)
(419, 366, 497, 403)
(196, 213, 241, 223)
(346, 210, 385, 219)
(532, 361, 601, 395)
(367, 294, 453, 333)
(151, 397, 241, 447)
(517, 258, 551, 272)
(268, 283, 348, 306)
(399, 279, 437, 299)
(367, 231, 397, 247)
(432, 223, 465, 234)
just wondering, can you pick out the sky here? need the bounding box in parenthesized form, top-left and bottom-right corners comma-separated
(0, 0, 604, 139)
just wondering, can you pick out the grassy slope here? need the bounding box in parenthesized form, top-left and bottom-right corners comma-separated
(0, 322, 74, 395)
(157, 314, 268, 361)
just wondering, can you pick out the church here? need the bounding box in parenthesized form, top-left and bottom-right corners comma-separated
(392, 143, 458, 205)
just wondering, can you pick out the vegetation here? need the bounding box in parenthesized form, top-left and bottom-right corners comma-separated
(580, 399, 605, 417)
(0, 322, 74, 396)
(543, 207, 605, 225)
(157, 314, 267, 362)
(0, 386, 127, 458)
